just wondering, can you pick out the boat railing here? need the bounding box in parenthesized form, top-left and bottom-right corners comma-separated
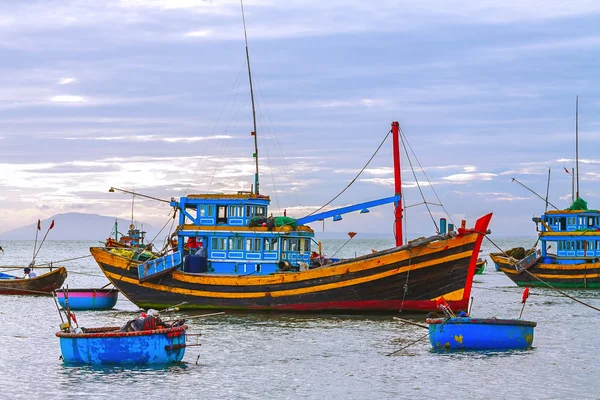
(515, 249, 542, 273)
(138, 251, 182, 282)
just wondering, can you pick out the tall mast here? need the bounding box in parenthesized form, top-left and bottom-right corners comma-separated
(391, 121, 403, 246)
(240, 0, 259, 195)
(575, 95, 579, 199)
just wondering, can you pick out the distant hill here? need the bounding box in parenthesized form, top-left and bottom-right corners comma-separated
(0, 212, 156, 241)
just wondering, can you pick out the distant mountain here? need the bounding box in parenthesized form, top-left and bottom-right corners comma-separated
(0, 212, 156, 241)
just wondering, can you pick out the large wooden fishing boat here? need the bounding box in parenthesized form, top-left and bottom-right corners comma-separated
(493, 200, 600, 288)
(0, 267, 67, 295)
(90, 122, 492, 313)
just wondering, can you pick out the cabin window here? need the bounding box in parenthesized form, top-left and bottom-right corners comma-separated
(229, 237, 244, 250)
(199, 204, 214, 217)
(246, 205, 254, 218)
(217, 206, 228, 224)
(229, 205, 244, 217)
(587, 241, 594, 251)
(212, 237, 227, 250)
(290, 239, 299, 251)
(282, 238, 289, 251)
(255, 206, 266, 217)
(299, 238, 308, 254)
(245, 238, 262, 251)
(264, 238, 278, 251)
(589, 217, 595, 227)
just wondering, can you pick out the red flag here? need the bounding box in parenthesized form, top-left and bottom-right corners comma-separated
(435, 297, 448, 308)
(37, 220, 41, 231)
(348, 232, 357, 239)
(70, 311, 77, 325)
(521, 287, 530, 304)
(564, 167, 570, 174)
(49, 220, 55, 230)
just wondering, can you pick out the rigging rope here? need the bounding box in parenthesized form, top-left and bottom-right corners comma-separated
(399, 133, 438, 232)
(305, 129, 391, 218)
(400, 128, 455, 227)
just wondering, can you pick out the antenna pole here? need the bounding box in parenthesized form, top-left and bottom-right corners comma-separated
(575, 95, 579, 200)
(545, 168, 551, 213)
(240, 0, 259, 195)
(391, 121, 403, 246)
(572, 167, 575, 202)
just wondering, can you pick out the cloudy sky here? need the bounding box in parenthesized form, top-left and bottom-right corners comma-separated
(0, 0, 599, 239)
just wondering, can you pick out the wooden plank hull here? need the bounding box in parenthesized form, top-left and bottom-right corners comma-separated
(91, 214, 492, 313)
(0, 267, 68, 295)
(494, 255, 600, 288)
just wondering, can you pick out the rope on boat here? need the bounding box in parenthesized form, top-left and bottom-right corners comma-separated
(33, 254, 93, 267)
(483, 233, 600, 313)
(304, 129, 391, 219)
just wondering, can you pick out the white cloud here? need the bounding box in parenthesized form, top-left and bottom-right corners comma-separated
(442, 173, 497, 182)
(185, 30, 213, 38)
(58, 77, 76, 85)
(50, 95, 84, 103)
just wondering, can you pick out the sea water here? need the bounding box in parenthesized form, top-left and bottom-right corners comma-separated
(0, 238, 598, 399)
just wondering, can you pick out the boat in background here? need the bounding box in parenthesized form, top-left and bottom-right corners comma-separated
(0, 267, 67, 295)
(475, 258, 486, 275)
(427, 316, 536, 350)
(55, 288, 118, 310)
(494, 198, 600, 288)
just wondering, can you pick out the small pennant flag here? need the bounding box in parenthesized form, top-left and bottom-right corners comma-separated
(564, 167, 570, 174)
(37, 220, 41, 231)
(348, 232, 357, 239)
(49, 220, 55, 230)
(435, 297, 448, 308)
(70, 312, 77, 325)
(521, 287, 530, 304)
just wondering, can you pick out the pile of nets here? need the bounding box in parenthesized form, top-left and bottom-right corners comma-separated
(568, 197, 588, 211)
(248, 216, 298, 230)
(504, 247, 536, 260)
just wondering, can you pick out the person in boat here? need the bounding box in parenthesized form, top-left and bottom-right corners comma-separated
(23, 267, 37, 279)
(120, 309, 169, 332)
(186, 237, 201, 255)
(0, 245, 3, 253)
(196, 240, 207, 258)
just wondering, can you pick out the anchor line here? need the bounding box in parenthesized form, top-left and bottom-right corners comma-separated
(480, 232, 600, 313)
(387, 319, 448, 356)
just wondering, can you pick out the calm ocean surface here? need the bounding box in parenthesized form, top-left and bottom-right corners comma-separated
(1, 237, 599, 399)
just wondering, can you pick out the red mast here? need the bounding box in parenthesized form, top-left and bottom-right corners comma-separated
(391, 121, 403, 246)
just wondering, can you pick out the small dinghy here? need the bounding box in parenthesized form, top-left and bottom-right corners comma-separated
(426, 290, 536, 351)
(54, 306, 194, 365)
(426, 316, 536, 350)
(56, 323, 189, 365)
(55, 288, 118, 310)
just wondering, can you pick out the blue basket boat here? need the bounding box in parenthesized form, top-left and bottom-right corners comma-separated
(56, 325, 188, 365)
(55, 288, 119, 310)
(426, 317, 536, 350)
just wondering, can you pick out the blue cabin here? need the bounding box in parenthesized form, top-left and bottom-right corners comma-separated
(170, 192, 315, 275)
(534, 210, 600, 264)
